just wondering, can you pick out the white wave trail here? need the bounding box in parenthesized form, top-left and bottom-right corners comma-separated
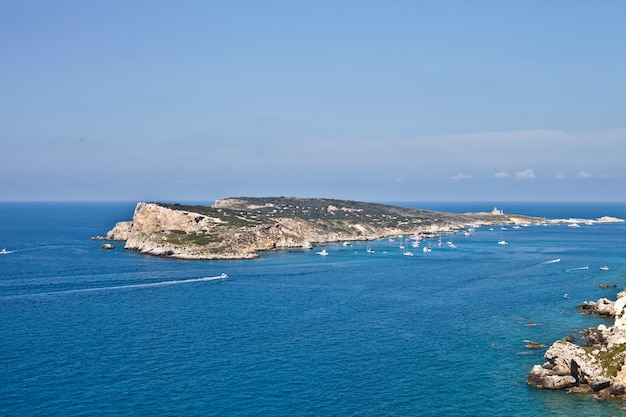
(541, 258, 561, 264)
(2, 274, 228, 299)
(566, 266, 590, 272)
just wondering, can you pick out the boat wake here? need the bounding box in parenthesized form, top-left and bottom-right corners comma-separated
(1, 274, 228, 300)
(566, 266, 589, 272)
(542, 258, 561, 264)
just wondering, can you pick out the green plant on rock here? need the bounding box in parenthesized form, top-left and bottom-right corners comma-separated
(597, 344, 626, 377)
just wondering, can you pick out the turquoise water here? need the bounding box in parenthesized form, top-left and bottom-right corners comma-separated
(1, 202, 626, 416)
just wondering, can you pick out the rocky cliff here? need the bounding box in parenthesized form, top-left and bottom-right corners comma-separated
(528, 290, 626, 401)
(104, 197, 543, 260)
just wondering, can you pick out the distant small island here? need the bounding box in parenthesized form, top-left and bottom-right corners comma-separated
(103, 197, 554, 260)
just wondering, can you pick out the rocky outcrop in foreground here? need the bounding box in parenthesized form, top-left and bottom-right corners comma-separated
(528, 291, 626, 401)
(103, 197, 543, 260)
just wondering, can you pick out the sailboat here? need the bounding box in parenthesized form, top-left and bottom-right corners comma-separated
(366, 241, 375, 254)
(422, 239, 432, 253)
(498, 228, 508, 245)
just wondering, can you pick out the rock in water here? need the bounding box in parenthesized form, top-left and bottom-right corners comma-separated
(528, 288, 626, 401)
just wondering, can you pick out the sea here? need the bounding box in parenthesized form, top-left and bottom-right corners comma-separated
(1, 201, 626, 417)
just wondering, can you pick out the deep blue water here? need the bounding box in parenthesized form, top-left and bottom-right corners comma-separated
(1, 202, 626, 416)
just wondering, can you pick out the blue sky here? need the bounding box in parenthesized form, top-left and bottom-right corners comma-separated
(1, 1, 625, 202)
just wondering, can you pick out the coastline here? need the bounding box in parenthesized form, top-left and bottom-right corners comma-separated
(528, 288, 626, 404)
(102, 198, 562, 260)
(101, 198, 624, 261)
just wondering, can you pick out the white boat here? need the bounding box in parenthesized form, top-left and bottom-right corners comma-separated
(447, 241, 456, 249)
(403, 250, 413, 257)
(0, 248, 8, 255)
(423, 246, 432, 253)
(317, 249, 328, 256)
(544, 258, 561, 264)
(220, 273, 228, 279)
(498, 229, 508, 245)
(568, 223, 580, 228)
(600, 266, 609, 271)
(366, 242, 375, 254)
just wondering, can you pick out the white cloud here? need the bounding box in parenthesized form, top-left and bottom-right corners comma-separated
(494, 171, 509, 178)
(577, 171, 592, 178)
(556, 172, 566, 179)
(451, 172, 472, 180)
(516, 169, 536, 179)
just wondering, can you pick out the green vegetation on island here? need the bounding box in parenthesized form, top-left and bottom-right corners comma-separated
(105, 197, 545, 260)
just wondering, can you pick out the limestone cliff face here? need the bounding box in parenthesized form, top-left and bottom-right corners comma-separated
(108, 202, 226, 236)
(106, 202, 257, 259)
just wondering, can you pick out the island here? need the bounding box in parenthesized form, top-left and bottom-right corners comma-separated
(103, 197, 547, 260)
